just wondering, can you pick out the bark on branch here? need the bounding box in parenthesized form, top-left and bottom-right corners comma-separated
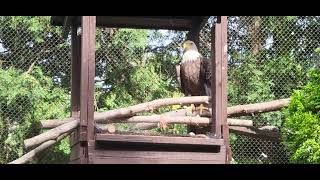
(9, 132, 70, 164)
(40, 98, 290, 130)
(24, 119, 79, 150)
(229, 126, 281, 142)
(133, 98, 290, 130)
(228, 98, 290, 117)
(94, 96, 211, 123)
(106, 115, 253, 127)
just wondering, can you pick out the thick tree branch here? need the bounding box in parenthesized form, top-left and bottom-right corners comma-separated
(229, 126, 281, 142)
(94, 96, 210, 123)
(24, 119, 79, 149)
(9, 132, 70, 164)
(227, 98, 290, 117)
(40, 98, 290, 129)
(105, 115, 253, 127)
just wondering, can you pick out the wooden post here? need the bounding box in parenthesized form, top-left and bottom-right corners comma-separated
(80, 16, 96, 164)
(70, 25, 81, 164)
(211, 17, 222, 138)
(71, 26, 81, 118)
(220, 16, 231, 163)
(211, 16, 231, 163)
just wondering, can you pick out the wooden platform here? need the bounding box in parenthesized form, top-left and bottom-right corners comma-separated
(71, 134, 226, 164)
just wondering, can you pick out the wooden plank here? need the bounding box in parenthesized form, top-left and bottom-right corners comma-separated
(94, 150, 225, 161)
(93, 156, 225, 164)
(95, 134, 224, 146)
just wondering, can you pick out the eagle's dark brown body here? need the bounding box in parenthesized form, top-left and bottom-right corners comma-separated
(180, 52, 211, 97)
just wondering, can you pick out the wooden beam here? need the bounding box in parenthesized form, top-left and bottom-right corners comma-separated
(186, 16, 209, 46)
(95, 134, 225, 146)
(52, 16, 196, 30)
(80, 16, 96, 164)
(62, 16, 75, 39)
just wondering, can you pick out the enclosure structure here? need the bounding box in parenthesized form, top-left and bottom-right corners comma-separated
(50, 16, 230, 164)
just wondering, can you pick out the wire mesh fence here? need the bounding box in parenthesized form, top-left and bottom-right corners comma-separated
(0, 16, 319, 164)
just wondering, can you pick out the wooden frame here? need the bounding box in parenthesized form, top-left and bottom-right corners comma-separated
(61, 16, 230, 164)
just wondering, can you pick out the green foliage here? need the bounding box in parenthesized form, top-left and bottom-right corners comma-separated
(282, 69, 320, 163)
(0, 16, 69, 88)
(0, 67, 69, 163)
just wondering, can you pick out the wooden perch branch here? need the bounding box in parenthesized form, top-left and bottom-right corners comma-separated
(229, 126, 281, 141)
(40, 118, 75, 129)
(94, 96, 210, 123)
(133, 109, 187, 130)
(24, 119, 79, 150)
(228, 98, 290, 117)
(9, 132, 70, 164)
(40, 98, 289, 129)
(133, 98, 290, 130)
(105, 115, 253, 127)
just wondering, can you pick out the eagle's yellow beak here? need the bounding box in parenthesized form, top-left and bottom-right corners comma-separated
(180, 42, 187, 49)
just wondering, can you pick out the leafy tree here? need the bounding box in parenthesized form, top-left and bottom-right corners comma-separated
(0, 67, 69, 163)
(282, 68, 320, 163)
(0, 16, 70, 88)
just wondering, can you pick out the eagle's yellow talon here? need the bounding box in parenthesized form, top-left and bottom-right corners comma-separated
(199, 104, 205, 115)
(186, 104, 196, 115)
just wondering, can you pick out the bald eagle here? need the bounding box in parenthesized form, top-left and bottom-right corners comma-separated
(178, 40, 211, 114)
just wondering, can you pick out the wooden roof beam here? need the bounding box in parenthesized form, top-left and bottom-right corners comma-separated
(51, 16, 200, 31)
(62, 16, 75, 39)
(186, 16, 210, 45)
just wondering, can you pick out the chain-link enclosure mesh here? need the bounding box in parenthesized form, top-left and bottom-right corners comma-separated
(1, 16, 319, 164)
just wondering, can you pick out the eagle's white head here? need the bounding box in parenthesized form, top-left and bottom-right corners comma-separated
(181, 40, 202, 63)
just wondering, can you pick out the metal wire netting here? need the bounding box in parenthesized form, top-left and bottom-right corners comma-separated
(1, 16, 319, 164)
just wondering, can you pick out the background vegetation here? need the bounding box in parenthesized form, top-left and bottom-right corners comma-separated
(0, 16, 319, 163)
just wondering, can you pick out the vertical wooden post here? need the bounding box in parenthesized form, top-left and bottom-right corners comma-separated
(70, 25, 82, 164)
(212, 16, 231, 163)
(211, 16, 222, 138)
(71, 26, 81, 118)
(220, 16, 231, 163)
(80, 16, 96, 164)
